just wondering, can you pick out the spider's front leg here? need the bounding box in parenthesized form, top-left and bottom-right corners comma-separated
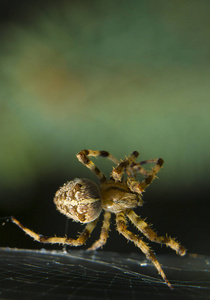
(111, 151, 142, 181)
(127, 158, 164, 193)
(11, 216, 98, 246)
(77, 150, 119, 182)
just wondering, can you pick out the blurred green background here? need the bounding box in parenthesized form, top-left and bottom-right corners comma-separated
(0, 0, 209, 255)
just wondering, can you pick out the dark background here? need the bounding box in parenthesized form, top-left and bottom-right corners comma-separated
(0, 0, 209, 257)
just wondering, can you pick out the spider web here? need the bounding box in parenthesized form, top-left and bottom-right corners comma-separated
(0, 248, 209, 300)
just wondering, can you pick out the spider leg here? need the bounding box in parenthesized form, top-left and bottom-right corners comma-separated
(87, 211, 111, 250)
(77, 150, 119, 182)
(126, 210, 186, 256)
(11, 216, 98, 246)
(129, 162, 152, 177)
(116, 212, 173, 289)
(127, 158, 164, 193)
(111, 151, 140, 181)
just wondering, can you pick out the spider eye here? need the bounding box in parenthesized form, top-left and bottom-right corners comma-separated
(54, 178, 102, 223)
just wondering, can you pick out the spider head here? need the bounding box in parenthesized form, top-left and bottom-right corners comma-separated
(54, 178, 102, 223)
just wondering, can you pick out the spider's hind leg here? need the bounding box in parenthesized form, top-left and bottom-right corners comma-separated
(77, 150, 119, 182)
(11, 216, 98, 246)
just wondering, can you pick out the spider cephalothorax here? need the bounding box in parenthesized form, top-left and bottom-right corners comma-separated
(11, 150, 186, 289)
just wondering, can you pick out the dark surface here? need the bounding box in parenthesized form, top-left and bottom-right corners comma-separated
(0, 248, 209, 300)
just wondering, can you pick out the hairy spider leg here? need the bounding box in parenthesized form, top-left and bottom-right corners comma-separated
(11, 216, 98, 246)
(87, 211, 111, 250)
(126, 210, 186, 256)
(128, 157, 166, 180)
(116, 212, 173, 289)
(127, 158, 164, 193)
(77, 150, 119, 182)
(129, 158, 164, 179)
(111, 151, 141, 181)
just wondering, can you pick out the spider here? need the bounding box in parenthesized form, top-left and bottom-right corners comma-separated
(11, 150, 186, 289)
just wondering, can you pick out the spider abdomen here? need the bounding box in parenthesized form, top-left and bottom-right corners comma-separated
(54, 178, 102, 223)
